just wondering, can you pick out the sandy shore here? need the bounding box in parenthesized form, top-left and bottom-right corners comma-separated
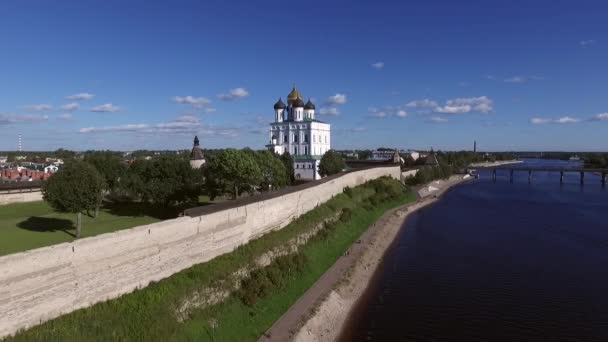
(259, 175, 470, 342)
(468, 160, 522, 168)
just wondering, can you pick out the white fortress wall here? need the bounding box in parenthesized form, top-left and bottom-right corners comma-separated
(0, 166, 400, 338)
(0, 191, 43, 206)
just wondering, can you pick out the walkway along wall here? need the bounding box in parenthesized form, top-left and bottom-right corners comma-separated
(0, 166, 400, 338)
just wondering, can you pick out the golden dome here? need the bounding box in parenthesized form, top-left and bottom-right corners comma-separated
(287, 84, 303, 104)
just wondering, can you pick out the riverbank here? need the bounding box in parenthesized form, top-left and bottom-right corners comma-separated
(261, 175, 470, 342)
(469, 159, 522, 167)
(4, 177, 412, 342)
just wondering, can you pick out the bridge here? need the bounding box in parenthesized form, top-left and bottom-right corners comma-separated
(471, 166, 608, 185)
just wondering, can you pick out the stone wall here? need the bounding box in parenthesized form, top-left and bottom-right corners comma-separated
(0, 190, 43, 206)
(0, 166, 400, 338)
(401, 169, 419, 180)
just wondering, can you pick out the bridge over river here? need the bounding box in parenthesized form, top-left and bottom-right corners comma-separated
(471, 165, 608, 185)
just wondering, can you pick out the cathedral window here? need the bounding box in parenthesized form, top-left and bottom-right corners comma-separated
(304, 134, 308, 143)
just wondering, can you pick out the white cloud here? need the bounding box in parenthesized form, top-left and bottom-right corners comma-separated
(591, 113, 608, 121)
(80, 124, 148, 133)
(433, 96, 493, 114)
(0, 113, 49, 125)
(369, 106, 408, 118)
(530, 118, 552, 125)
(173, 114, 200, 123)
(504, 75, 544, 83)
(91, 103, 120, 113)
(326, 94, 347, 105)
(204, 108, 217, 113)
(60, 102, 80, 111)
(371, 62, 384, 70)
(58, 113, 73, 120)
(580, 39, 596, 47)
(504, 76, 526, 83)
(80, 115, 239, 137)
(66, 93, 95, 100)
(427, 117, 448, 123)
(217, 87, 249, 101)
(434, 104, 472, 114)
(406, 99, 438, 108)
(369, 107, 387, 118)
(530, 116, 579, 125)
(319, 107, 340, 116)
(22, 104, 53, 111)
(555, 116, 579, 124)
(173, 96, 212, 107)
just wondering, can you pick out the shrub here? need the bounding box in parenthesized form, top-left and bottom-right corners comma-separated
(340, 208, 352, 222)
(238, 253, 308, 306)
(343, 186, 354, 198)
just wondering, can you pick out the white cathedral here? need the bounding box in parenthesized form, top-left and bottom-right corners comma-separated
(267, 85, 331, 180)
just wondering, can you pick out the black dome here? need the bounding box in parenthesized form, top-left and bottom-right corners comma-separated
(304, 99, 315, 110)
(274, 97, 286, 110)
(292, 98, 305, 108)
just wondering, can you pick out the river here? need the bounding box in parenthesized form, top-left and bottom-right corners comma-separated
(342, 159, 608, 341)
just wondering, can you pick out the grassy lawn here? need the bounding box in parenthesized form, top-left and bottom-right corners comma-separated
(6, 177, 416, 341)
(0, 201, 162, 257)
(0, 195, 222, 257)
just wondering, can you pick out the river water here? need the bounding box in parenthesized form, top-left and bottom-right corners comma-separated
(342, 159, 608, 341)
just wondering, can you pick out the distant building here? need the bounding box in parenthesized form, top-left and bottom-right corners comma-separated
(371, 150, 396, 161)
(0, 156, 7, 164)
(266, 85, 331, 180)
(45, 157, 64, 165)
(406, 150, 420, 161)
(345, 151, 359, 160)
(44, 165, 59, 173)
(189, 136, 206, 169)
(425, 154, 439, 166)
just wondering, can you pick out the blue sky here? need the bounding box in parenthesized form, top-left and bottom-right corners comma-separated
(1, 0, 607, 152)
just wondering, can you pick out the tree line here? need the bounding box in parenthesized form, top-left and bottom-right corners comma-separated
(403, 150, 516, 186)
(41, 149, 346, 237)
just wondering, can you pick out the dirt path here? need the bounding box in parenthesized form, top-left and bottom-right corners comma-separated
(259, 176, 469, 342)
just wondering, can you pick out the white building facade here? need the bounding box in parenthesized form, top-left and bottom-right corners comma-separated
(267, 85, 331, 180)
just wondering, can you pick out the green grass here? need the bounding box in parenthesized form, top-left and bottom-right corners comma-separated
(0, 195, 222, 257)
(0, 201, 162, 257)
(5, 177, 416, 342)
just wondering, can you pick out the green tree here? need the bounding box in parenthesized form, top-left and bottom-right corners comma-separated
(41, 160, 105, 238)
(84, 151, 126, 193)
(318, 150, 346, 177)
(204, 149, 262, 199)
(53, 148, 76, 161)
(280, 152, 295, 185)
(122, 155, 200, 206)
(255, 151, 288, 191)
(357, 150, 372, 161)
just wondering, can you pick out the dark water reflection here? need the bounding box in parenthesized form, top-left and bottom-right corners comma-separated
(342, 159, 608, 341)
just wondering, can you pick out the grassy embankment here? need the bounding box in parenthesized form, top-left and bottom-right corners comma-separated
(5, 177, 415, 342)
(0, 196, 216, 257)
